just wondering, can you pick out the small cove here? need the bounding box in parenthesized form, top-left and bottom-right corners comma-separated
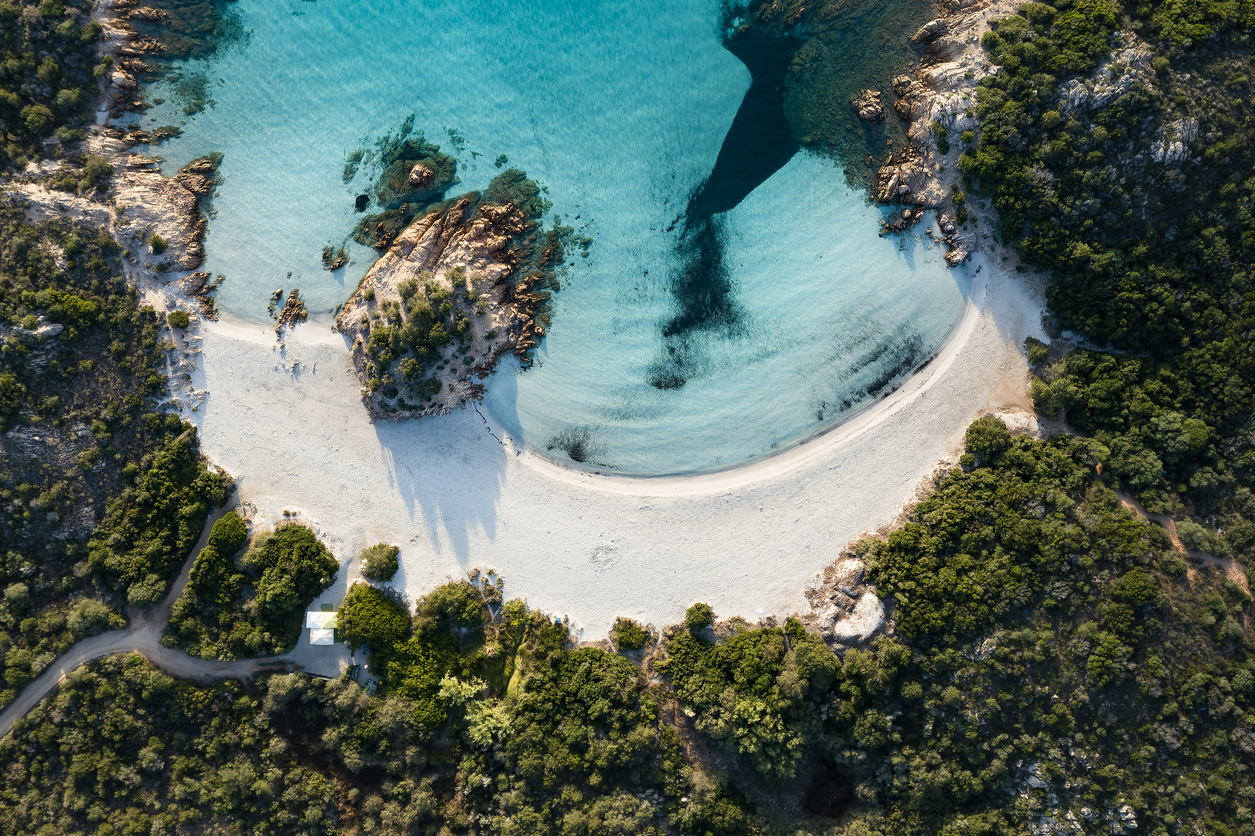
(141, 0, 967, 476)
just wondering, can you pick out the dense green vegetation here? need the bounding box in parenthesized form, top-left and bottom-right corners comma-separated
(0, 654, 340, 836)
(359, 541, 400, 582)
(961, 0, 1255, 541)
(0, 200, 228, 707)
(166, 520, 338, 658)
(86, 429, 231, 606)
(0, 0, 108, 166)
(610, 616, 651, 651)
(4, 421, 1251, 834)
(285, 577, 761, 836)
(659, 421, 1253, 834)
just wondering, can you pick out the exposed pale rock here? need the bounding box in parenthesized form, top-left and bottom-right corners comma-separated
(831, 592, 886, 642)
(407, 162, 435, 188)
(1059, 33, 1153, 114)
(110, 70, 137, 91)
(112, 154, 219, 270)
(852, 89, 885, 123)
(912, 18, 950, 42)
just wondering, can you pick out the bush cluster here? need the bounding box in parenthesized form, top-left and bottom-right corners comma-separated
(167, 520, 338, 659)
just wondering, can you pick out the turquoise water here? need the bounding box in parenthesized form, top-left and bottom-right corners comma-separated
(145, 0, 968, 476)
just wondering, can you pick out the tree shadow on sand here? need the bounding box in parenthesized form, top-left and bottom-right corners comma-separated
(372, 409, 508, 566)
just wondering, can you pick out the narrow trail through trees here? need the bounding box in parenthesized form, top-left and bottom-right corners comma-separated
(0, 496, 308, 739)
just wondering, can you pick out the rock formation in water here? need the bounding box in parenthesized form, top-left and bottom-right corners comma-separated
(870, 0, 1031, 265)
(336, 170, 573, 420)
(851, 89, 885, 123)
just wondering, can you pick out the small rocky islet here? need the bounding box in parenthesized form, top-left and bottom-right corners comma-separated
(335, 131, 581, 420)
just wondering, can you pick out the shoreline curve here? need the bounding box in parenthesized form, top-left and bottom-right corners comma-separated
(511, 266, 987, 495)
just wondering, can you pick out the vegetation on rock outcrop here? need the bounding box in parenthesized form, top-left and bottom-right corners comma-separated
(964, 0, 1255, 540)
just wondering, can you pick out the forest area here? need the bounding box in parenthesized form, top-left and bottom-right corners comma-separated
(0, 0, 1253, 834)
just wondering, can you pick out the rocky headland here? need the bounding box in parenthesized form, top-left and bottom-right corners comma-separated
(0, 0, 237, 415)
(336, 170, 572, 420)
(864, 0, 1023, 265)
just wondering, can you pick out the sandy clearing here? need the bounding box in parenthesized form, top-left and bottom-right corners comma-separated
(188, 250, 1044, 640)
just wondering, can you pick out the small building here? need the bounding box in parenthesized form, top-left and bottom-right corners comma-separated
(305, 610, 337, 644)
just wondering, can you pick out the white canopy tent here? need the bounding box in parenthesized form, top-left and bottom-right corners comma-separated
(305, 611, 337, 629)
(309, 628, 335, 645)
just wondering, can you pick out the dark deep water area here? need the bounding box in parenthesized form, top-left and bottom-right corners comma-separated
(651, 0, 934, 391)
(652, 31, 804, 389)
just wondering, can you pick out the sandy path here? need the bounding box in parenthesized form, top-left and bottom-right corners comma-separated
(1117, 490, 1252, 597)
(189, 251, 1047, 640)
(0, 497, 327, 740)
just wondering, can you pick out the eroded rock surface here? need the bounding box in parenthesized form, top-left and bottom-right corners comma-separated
(112, 151, 219, 271)
(336, 172, 570, 420)
(803, 557, 889, 646)
(852, 89, 885, 123)
(870, 0, 1027, 265)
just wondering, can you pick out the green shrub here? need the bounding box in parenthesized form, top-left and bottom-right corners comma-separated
(360, 542, 400, 582)
(415, 580, 487, 632)
(339, 582, 411, 650)
(685, 602, 715, 630)
(964, 415, 1011, 464)
(611, 617, 650, 650)
(149, 234, 168, 255)
(207, 511, 247, 553)
(67, 598, 112, 638)
(1024, 336, 1049, 365)
(241, 525, 339, 632)
(167, 310, 190, 329)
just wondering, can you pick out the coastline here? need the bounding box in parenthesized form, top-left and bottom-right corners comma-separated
(79, 0, 1044, 638)
(870, 0, 1024, 261)
(515, 257, 990, 494)
(187, 243, 1045, 638)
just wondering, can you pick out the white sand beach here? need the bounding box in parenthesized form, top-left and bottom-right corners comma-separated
(189, 251, 1045, 639)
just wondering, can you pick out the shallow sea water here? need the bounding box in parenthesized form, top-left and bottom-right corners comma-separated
(146, 0, 967, 476)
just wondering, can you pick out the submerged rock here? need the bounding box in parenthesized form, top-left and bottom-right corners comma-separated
(851, 89, 885, 123)
(321, 245, 349, 270)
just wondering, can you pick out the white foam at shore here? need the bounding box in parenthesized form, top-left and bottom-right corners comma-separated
(187, 252, 1044, 639)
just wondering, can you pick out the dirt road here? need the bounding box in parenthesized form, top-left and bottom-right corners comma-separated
(0, 497, 308, 739)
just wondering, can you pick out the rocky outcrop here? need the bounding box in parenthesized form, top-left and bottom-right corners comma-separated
(112, 152, 219, 271)
(179, 271, 222, 321)
(912, 18, 950, 43)
(851, 89, 885, 123)
(336, 172, 571, 420)
(407, 162, 435, 188)
(803, 557, 888, 646)
(1058, 33, 1154, 114)
(870, 0, 1024, 267)
(274, 289, 308, 335)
